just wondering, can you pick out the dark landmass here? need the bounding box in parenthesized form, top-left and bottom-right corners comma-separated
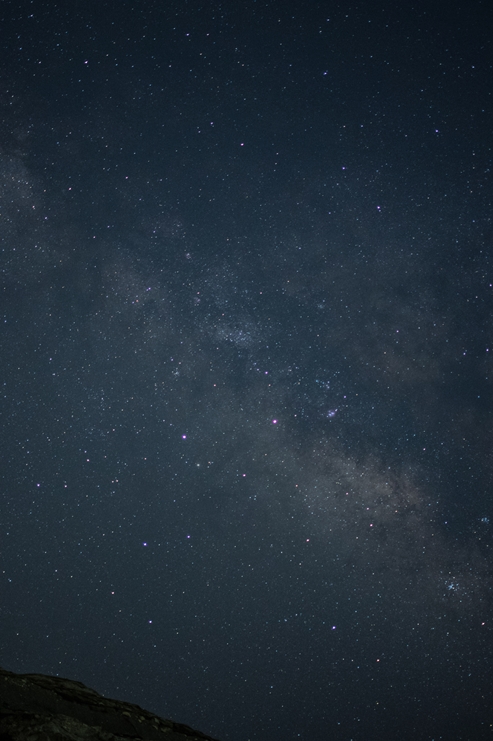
(0, 666, 221, 741)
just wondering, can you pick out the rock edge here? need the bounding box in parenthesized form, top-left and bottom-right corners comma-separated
(0, 666, 221, 741)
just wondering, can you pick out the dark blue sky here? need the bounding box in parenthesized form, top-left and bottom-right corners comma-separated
(1, 2, 493, 739)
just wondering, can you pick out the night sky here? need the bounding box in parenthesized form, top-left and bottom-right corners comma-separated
(1, 2, 493, 739)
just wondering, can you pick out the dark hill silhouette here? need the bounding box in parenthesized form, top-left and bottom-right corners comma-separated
(0, 666, 220, 741)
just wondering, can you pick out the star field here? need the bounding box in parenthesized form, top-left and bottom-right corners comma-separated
(1, 2, 493, 740)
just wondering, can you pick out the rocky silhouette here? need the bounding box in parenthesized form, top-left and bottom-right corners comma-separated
(0, 666, 220, 741)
